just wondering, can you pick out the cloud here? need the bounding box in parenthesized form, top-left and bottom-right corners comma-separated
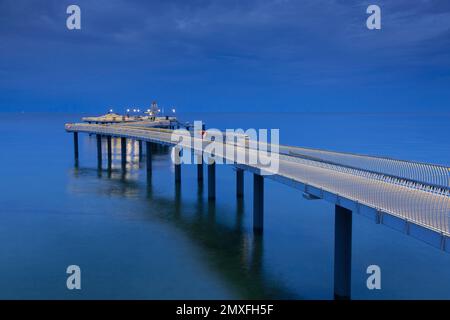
(1, 0, 449, 64)
(0, 0, 449, 111)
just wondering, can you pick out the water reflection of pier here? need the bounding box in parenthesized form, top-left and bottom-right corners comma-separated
(70, 161, 296, 299)
(85, 135, 169, 172)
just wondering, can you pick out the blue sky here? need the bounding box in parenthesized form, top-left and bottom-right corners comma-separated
(1, 0, 449, 113)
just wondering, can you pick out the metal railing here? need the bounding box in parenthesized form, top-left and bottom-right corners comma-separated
(279, 145, 450, 191)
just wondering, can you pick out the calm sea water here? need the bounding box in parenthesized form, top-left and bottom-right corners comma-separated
(0, 112, 449, 299)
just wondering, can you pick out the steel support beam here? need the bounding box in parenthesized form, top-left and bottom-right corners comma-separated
(197, 154, 203, 182)
(236, 168, 244, 198)
(175, 163, 181, 183)
(253, 173, 264, 233)
(146, 141, 152, 179)
(107, 136, 112, 170)
(121, 137, 127, 171)
(208, 161, 216, 200)
(174, 147, 181, 183)
(96, 134, 102, 169)
(73, 132, 79, 162)
(334, 205, 352, 300)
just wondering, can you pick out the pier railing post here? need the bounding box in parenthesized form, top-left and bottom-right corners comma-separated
(121, 137, 127, 171)
(146, 141, 152, 180)
(107, 136, 112, 170)
(208, 160, 216, 200)
(73, 132, 79, 163)
(96, 134, 102, 169)
(236, 168, 244, 198)
(334, 205, 352, 300)
(253, 173, 264, 233)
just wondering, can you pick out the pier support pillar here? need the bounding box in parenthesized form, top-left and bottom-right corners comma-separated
(334, 205, 352, 300)
(107, 136, 112, 170)
(146, 142, 152, 179)
(174, 147, 181, 184)
(121, 137, 127, 171)
(175, 163, 181, 183)
(73, 132, 79, 162)
(253, 174, 264, 233)
(208, 161, 216, 200)
(96, 134, 102, 169)
(138, 140, 143, 162)
(236, 168, 244, 198)
(197, 154, 203, 182)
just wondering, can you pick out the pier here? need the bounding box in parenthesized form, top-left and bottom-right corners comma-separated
(66, 122, 450, 300)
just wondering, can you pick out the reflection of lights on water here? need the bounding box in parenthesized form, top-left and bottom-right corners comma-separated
(96, 137, 142, 170)
(85, 136, 169, 174)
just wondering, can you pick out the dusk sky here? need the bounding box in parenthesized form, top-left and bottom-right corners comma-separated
(1, 0, 449, 113)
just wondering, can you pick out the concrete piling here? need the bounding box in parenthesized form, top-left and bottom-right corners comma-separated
(96, 134, 102, 169)
(334, 205, 352, 300)
(121, 137, 127, 171)
(253, 173, 264, 233)
(236, 168, 244, 198)
(208, 161, 216, 200)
